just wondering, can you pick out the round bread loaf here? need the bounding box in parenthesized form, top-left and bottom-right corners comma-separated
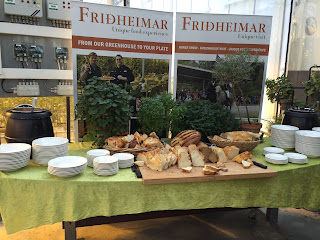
(182, 134, 201, 147)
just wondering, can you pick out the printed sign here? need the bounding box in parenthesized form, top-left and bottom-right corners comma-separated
(175, 13, 272, 57)
(174, 13, 273, 121)
(72, 2, 173, 140)
(72, 2, 173, 56)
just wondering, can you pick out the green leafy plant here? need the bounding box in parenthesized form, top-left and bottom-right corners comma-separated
(265, 74, 294, 103)
(75, 77, 133, 147)
(304, 67, 320, 96)
(213, 49, 260, 123)
(172, 100, 240, 141)
(137, 92, 186, 136)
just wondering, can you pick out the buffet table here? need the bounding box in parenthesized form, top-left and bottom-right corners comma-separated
(0, 138, 320, 237)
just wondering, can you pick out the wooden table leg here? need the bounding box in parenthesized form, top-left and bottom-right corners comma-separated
(63, 221, 77, 240)
(266, 208, 279, 224)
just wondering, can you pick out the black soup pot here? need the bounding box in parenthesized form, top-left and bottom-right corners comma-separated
(282, 108, 319, 130)
(5, 105, 54, 144)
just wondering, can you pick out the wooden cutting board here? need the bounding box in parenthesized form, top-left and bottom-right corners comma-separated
(139, 161, 277, 185)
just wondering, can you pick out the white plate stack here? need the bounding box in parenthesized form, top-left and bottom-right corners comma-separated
(32, 137, 69, 165)
(93, 156, 119, 176)
(0, 143, 31, 171)
(263, 147, 284, 156)
(284, 152, 308, 164)
(295, 130, 320, 157)
(265, 153, 289, 165)
(271, 125, 299, 149)
(312, 127, 320, 132)
(112, 153, 134, 168)
(87, 149, 110, 167)
(48, 156, 87, 177)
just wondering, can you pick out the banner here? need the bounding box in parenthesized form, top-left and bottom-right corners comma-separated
(72, 2, 173, 140)
(174, 13, 272, 121)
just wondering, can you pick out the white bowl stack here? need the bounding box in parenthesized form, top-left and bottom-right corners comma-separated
(312, 127, 320, 132)
(87, 149, 110, 167)
(263, 147, 284, 156)
(284, 152, 308, 164)
(265, 153, 289, 165)
(0, 143, 31, 171)
(93, 156, 119, 176)
(112, 153, 134, 168)
(48, 156, 87, 177)
(32, 137, 69, 165)
(271, 125, 299, 149)
(295, 130, 320, 157)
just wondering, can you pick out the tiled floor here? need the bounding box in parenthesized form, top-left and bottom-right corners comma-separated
(1, 208, 319, 240)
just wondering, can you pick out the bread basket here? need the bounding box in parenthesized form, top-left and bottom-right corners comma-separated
(103, 143, 165, 156)
(207, 136, 260, 152)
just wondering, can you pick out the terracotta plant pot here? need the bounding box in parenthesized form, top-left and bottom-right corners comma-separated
(240, 121, 262, 133)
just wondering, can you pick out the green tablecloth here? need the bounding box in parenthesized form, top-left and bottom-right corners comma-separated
(0, 139, 320, 234)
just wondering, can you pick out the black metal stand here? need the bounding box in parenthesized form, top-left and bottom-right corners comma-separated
(62, 207, 279, 240)
(66, 96, 71, 142)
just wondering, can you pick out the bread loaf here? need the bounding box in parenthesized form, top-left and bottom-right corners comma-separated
(134, 161, 144, 167)
(171, 130, 201, 147)
(177, 152, 192, 169)
(145, 155, 164, 171)
(182, 167, 192, 173)
(223, 146, 240, 160)
(149, 132, 159, 139)
(188, 144, 205, 167)
(220, 131, 253, 142)
(140, 134, 148, 142)
(232, 151, 252, 163)
(134, 132, 141, 143)
(197, 142, 212, 163)
(216, 161, 226, 168)
(202, 165, 220, 175)
(142, 137, 163, 148)
(242, 160, 251, 169)
(210, 146, 228, 163)
(122, 134, 134, 143)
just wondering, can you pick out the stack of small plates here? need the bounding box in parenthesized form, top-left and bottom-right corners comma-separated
(295, 130, 320, 157)
(284, 152, 308, 164)
(32, 137, 69, 165)
(271, 125, 299, 149)
(48, 156, 87, 177)
(312, 127, 320, 132)
(0, 143, 31, 171)
(93, 156, 119, 176)
(112, 153, 134, 168)
(265, 153, 289, 165)
(87, 149, 110, 167)
(263, 147, 284, 156)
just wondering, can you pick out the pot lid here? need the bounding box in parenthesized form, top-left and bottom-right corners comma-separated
(5, 107, 52, 119)
(288, 107, 316, 113)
